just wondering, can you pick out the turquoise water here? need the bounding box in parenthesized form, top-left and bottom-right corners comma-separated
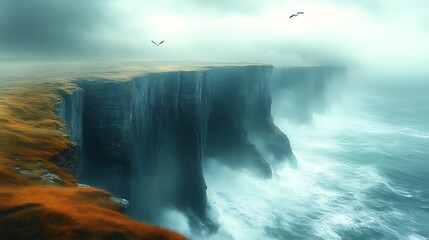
(201, 82, 429, 240)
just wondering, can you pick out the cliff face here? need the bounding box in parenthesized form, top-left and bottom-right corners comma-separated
(0, 77, 186, 240)
(271, 66, 347, 123)
(58, 65, 294, 231)
(56, 86, 83, 174)
(128, 72, 210, 229)
(205, 67, 294, 174)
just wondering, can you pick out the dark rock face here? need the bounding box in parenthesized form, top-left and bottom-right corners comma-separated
(56, 87, 83, 174)
(77, 80, 133, 199)
(272, 66, 347, 124)
(51, 142, 79, 173)
(205, 67, 295, 176)
(57, 65, 294, 231)
(128, 72, 212, 229)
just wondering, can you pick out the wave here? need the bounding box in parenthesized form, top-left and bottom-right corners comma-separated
(194, 89, 429, 239)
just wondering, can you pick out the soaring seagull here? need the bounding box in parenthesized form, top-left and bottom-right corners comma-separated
(289, 12, 304, 18)
(151, 40, 164, 46)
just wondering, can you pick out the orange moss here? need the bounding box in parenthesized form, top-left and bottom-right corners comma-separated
(0, 186, 186, 240)
(0, 70, 187, 239)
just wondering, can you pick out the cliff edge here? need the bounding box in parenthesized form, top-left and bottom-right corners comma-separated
(0, 61, 294, 238)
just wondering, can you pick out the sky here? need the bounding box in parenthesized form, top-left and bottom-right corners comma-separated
(0, 0, 428, 79)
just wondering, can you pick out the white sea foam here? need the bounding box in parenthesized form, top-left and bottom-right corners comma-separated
(201, 146, 407, 240)
(183, 88, 429, 240)
(158, 209, 192, 237)
(195, 97, 426, 240)
(408, 234, 427, 240)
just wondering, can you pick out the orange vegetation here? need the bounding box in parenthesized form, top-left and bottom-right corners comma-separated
(0, 186, 186, 240)
(0, 77, 186, 239)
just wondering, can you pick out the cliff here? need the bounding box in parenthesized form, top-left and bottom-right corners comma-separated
(58, 65, 295, 231)
(0, 79, 186, 240)
(0, 61, 295, 239)
(271, 66, 347, 123)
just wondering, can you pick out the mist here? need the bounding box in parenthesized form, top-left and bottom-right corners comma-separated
(1, 1, 428, 239)
(1, 0, 429, 80)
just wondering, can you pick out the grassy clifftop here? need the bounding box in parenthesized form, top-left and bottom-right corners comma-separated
(0, 61, 196, 240)
(0, 60, 270, 239)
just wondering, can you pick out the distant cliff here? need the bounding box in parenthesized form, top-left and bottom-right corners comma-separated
(57, 65, 295, 232)
(271, 66, 347, 123)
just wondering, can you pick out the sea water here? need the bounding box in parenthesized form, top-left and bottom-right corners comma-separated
(201, 82, 429, 240)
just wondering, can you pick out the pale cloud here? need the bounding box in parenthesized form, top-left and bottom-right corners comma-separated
(1, 0, 428, 78)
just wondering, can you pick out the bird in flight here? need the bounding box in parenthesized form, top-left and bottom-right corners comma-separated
(289, 12, 304, 18)
(151, 40, 165, 46)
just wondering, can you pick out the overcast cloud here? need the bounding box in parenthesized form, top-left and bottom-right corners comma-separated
(0, 0, 428, 78)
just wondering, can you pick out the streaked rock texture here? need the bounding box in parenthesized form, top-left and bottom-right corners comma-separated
(58, 65, 295, 231)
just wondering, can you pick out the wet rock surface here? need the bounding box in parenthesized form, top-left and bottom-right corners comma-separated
(13, 166, 62, 184)
(109, 196, 130, 210)
(57, 65, 294, 232)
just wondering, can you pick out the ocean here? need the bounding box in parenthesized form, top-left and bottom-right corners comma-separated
(199, 81, 429, 239)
